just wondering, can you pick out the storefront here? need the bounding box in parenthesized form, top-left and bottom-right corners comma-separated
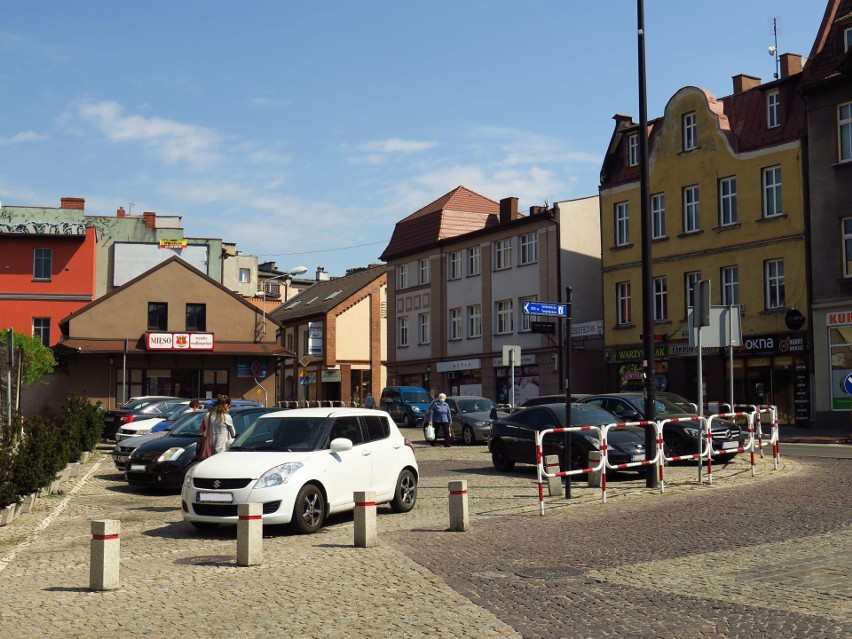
(493, 354, 539, 406)
(811, 308, 852, 427)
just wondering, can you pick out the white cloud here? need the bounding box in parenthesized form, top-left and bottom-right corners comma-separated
(361, 138, 438, 153)
(0, 131, 48, 146)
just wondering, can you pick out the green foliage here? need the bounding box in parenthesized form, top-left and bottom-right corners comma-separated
(12, 416, 67, 497)
(0, 428, 16, 508)
(10, 329, 57, 385)
(62, 394, 104, 462)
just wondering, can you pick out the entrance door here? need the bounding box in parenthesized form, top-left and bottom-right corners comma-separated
(172, 370, 197, 399)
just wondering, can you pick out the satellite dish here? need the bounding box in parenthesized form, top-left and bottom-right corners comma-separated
(768, 45, 777, 56)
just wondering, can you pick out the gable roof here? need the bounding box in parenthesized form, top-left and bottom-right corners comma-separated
(802, 0, 852, 92)
(380, 186, 500, 261)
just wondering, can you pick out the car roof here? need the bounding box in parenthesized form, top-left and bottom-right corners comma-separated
(261, 407, 394, 418)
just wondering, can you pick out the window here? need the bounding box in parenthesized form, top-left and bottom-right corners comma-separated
(721, 266, 740, 306)
(494, 239, 512, 270)
(33, 248, 52, 281)
(147, 303, 168, 330)
(844, 218, 852, 278)
(719, 177, 737, 226)
(519, 295, 537, 331)
(185, 304, 206, 331)
(519, 233, 538, 265)
(397, 316, 409, 347)
(766, 90, 780, 128)
(418, 312, 430, 344)
(653, 277, 667, 321)
(418, 258, 430, 285)
(397, 264, 408, 290)
(467, 304, 482, 338)
(238, 268, 250, 284)
(467, 246, 481, 276)
(683, 112, 697, 150)
(33, 317, 50, 347)
(845, 26, 852, 52)
(684, 272, 701, 313)
(616, 282, 632, 325)
(840, 102, 852, 163)
(495, 299, 514, 334)
(447, 251, 462, 280)
(448, 308, 463, 340)
(651, 193, 666, 239)
(615, 202, 630, 246)
(765, 259, 785, 309)
(627, 133, 638, 167)
(683, 185, 700, 233)
(762, 166, 783, 217)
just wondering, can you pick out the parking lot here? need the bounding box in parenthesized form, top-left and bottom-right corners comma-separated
(0, 430, 849, 638)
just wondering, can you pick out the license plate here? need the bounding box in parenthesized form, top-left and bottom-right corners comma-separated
(114, 454, 129, 462)
(631, 454, 646, 462)
(722, 441, 739, 449)
(196, 492, 233, 503)
(129, 463, 146, 471)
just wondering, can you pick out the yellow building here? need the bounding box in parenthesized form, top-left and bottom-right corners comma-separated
(599, 54, 810, 425)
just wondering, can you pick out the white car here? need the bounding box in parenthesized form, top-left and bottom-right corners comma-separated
(114, 416, 168, 442)
(181, 407, 419, 534)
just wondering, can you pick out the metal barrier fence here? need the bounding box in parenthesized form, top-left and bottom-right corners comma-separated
(276, 400, 360, 409)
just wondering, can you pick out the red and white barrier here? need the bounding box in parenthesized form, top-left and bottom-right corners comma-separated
(708, 411, 756, 476)
(604, 420, 664, 495)
(535, 425, 606, 513)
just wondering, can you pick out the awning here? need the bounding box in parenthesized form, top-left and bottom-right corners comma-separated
(54, 338, 292, 357)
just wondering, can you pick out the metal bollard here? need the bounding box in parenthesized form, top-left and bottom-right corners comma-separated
(354, 491, 377, 547)
(587, 451, 602, 488)
(237, 503, 263, 566)
(90, 519, 120, 591)
(448, 480, 469, 532)
(544, 455, 563, 497)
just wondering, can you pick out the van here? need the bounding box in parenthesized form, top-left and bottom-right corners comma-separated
(380, 386, 433, 428)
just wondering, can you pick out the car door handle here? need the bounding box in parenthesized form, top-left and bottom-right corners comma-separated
(361, 450, 372, 456)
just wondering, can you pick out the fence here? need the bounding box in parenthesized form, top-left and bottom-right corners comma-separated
(277, 400, 361, 409)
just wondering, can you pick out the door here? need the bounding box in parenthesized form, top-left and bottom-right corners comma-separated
(323, 416, 373, 510)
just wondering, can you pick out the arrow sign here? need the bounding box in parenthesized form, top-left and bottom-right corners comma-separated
(523, 301, 568, 317)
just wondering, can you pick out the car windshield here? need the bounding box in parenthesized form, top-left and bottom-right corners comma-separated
(626, 396, 690, 416)
(123, 398, 157, 410)
(231, 416, 327, 452)
(402, 390, 431, 403)
(456, 398, 494, 414)
(161, 403, 190, 419)
(168, 411, 207, 436)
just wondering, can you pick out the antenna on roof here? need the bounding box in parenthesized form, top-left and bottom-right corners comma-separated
(768, 17, 780, 79)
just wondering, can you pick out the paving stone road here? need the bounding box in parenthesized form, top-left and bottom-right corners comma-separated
(0, 435, 848, 639)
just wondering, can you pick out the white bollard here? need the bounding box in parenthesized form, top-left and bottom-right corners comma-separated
(90, 519, 120, 591)
(587, 451, 602, 488)
(354, 491, 377, 547)
(544, 455, 563, 497)
(237, 503, 263, 566)
(448, 480, 469, 532)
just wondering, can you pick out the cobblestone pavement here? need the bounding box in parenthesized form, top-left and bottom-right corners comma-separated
(0, 435, 848, 638)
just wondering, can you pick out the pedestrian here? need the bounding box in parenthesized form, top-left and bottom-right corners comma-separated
(365, 392, 376, 409)
(205, 394, 236, 454)
(188, 399, 203, 411)
(427, 392, 453, 447)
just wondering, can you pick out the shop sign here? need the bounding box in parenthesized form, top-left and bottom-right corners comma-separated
(307, 321, 323, 355)
(491, 354, 536, 367)
(321, 369, 341, 382)
(614, 345, 666, 361)
(746, 357, 771, 367)
(668, 343, 719, 357)
(236, 360, 268, 379)
(571, 320, 603, 337)
(437, 358, 482, 372)
(158, 238, 187, 249)
(145, 332, 214, 350)
(725, 332, 807, 357)
(827, 310, 852, 326)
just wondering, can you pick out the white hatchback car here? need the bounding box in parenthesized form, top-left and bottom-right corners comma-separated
(181, 407, 419, 534)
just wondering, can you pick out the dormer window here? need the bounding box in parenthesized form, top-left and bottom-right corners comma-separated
(627, 134, 638, 167)
(682, 112, 697, 151)
(767, 90, 780, 128)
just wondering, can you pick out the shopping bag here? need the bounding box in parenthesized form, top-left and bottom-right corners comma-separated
(424, 423, 436, 442)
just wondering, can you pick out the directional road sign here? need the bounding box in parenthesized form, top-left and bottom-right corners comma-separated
(522, 301, 568, 317)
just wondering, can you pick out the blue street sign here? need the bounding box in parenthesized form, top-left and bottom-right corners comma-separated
(843, 373, 852, 395)
(523, 301, 568, 317)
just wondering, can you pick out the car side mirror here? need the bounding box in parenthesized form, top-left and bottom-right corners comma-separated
(490, 407, 498, 420)
(330, 437, 354, 453)
(622, 411, 641, 420)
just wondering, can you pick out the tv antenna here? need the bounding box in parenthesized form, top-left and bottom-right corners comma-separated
(768, 17, 781, 79)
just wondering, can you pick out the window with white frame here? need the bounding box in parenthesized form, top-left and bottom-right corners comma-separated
(844, 218, 852, 278)
(417, 312, 430, 344)
(683, 112, 697, 151)
(397, 316, 408, 347)
(418, 258, 430, 285)
(467, 304, 482, 338)
(33, 317, 50, 347)
(762, 166, 783, 217)
(683, 185, 700, 233)
(448, 308, 463, 340)
(721, 266, 740, 306)
(765, 259, 785, 309)
(615, 202, 630, 246)
(519, 233, 538, 265)
(616, 282, 632, 325)
(397, 264, 408, 290)
(447, 251, 462, 280)
(767, 90, 780, 128)
(495, 299, 514, 334)
(627, 133, 638, 167)
(840, 102, 852, 163)
(719, 176, 737, 226)
(653, 277, 668, 321)
(494, 238, 512, 270)
(238, 268, 250, 283)
(519, 295, 537, 331)
(684, 271, 701, 313)
(845, 26, 852, 52)
(33, 248, 52, 281)
(651, 193, 666, 239)
(467, 246, 481, 276)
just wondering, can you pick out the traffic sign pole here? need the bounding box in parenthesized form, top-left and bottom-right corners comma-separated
(564, 287, 572, 500)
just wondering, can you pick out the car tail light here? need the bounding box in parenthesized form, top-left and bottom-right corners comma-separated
(119, 414, 136, 425)
(404, 438, 414, 452)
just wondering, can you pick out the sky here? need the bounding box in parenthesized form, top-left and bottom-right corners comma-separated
(0, 1, 827, 277)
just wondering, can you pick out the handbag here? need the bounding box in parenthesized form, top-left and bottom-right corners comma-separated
(195, 415, 213, 462)
(424, 423, 436, 442)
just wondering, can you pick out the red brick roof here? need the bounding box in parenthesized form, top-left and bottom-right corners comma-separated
(802, 0, 852, 91)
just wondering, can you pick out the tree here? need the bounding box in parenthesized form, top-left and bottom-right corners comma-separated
(11, 329, 56, 385)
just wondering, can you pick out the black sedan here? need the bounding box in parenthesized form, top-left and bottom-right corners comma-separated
(124, 406, 279, 491)
(488, 403, 648, 474)
(577, 393, 744, 458)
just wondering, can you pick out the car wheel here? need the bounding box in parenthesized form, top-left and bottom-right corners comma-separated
(462, 426, 475, 445)
(291, 484, 325, 534)
(190, 521, 219, 531)
(389, 469, 418, 513)
(403, 414, 412, 429)
(491, 440, 515, 472)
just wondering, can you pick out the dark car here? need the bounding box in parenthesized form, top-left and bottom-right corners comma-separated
(489, 403, 647, 474)
(512, 394, 591, 412)
(102, 396, 183, 440)
(124, 406, 279, 491)
(577, 393, 744, 458)
(426, 396, 508, 444)
(147, 399, 264, 434)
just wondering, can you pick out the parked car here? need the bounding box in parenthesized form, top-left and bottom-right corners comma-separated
(655, 391, 699, 413)
(181, 407, 419, 533)
(125, 406, 279, 491)
(102, 396, 182, 440)
(577, 393, 744, 458)
(425, 396, 507, 444)
(115, 399, 264, 440)
(380, 386, 433, 428)
(513, 394, 591, 411)
(489, 403, 648, 474)
(112, 410, 206, 470)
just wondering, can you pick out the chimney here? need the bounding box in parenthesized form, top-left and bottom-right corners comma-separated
(780, 53, 804, 79)
(732, 74, 761, 94)
(529, 206, 545, 216)
(143, 211, 156, 228)
(60, 197, 85, 210)
(116, 207, 126, 217)
(316, 266, 329, 281)
(499, 197, 519, 224)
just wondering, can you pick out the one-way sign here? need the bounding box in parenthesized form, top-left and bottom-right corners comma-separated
(523, 301, 568, 317)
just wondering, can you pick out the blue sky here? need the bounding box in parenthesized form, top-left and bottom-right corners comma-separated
(0, 1, 825, 277)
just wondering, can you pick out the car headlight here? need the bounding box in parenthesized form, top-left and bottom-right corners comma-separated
(684, 427, 701, 438)
(411, 407, 421, 413)
(182, 470, 193, 488)
(157, 447, 186, 462)
(474, 420, 491, 428)
(253, 462, 303, 490)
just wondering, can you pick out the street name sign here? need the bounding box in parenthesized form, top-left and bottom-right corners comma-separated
(523, 301, 567, 317)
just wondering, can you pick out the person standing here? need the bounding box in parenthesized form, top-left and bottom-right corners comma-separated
(206, 394, 236, 454)
(365, 392, 376, 409)
(428, 393, 453, 447)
